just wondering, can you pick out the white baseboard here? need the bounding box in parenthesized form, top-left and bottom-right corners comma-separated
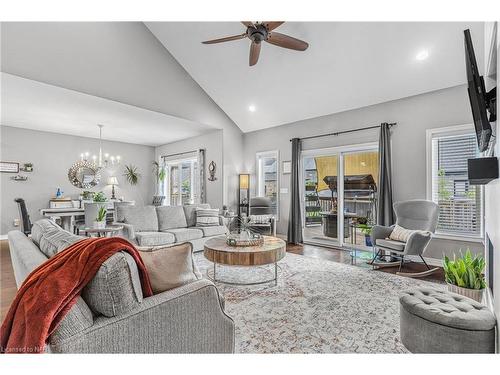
(0, 235, 8, 241)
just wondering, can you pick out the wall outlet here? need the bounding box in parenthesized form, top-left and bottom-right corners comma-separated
(13, 218, 20, 227)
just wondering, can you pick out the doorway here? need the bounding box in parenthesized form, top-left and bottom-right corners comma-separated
(302, 143, 379, 251)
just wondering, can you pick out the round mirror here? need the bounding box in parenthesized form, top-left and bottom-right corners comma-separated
(68, 160, 101, 188)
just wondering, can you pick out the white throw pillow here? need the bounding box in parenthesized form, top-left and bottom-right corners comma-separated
(389, 225, 416, 242)
(195, 208, 220, 227)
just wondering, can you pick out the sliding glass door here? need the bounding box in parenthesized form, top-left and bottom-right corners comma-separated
(302, 143, 378, 250)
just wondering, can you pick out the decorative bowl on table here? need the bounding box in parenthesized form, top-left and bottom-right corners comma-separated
(226, 231, 264, 247)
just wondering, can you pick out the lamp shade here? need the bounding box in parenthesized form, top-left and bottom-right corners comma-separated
(239, 174, 249, 189)
(107, 176, 119, 186)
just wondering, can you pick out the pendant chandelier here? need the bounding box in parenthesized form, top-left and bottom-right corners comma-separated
(80, 125, 121, 169)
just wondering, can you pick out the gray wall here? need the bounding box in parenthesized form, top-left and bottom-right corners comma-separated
(243, 84, 484, 260)
(1, 21, 244, 209)
(155, 130, 224, 210)
(0, 126, 155, 235)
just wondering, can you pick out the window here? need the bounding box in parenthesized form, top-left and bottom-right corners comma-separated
(160, 152, 200, 206)
(427, 126, 483, 238)
(256, 151, 279, 218)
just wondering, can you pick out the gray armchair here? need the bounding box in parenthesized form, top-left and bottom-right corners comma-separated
(371, 199, 439, 277)
(244, 197, 277, 236)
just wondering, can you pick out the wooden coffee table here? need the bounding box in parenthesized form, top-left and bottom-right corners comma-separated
(204, 235, 286, 286)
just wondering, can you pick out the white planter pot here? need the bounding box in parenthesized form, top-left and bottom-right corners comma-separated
(93, 221, 106, 229)
(446, 283, 484, 302)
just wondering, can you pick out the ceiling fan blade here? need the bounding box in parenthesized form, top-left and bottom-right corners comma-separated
(266, 32, 309, 51)
(202, 33, 247, 44)
(249, 42, 261, 66)
(241, 21, 254, 28)
(263, 21, 284, 31)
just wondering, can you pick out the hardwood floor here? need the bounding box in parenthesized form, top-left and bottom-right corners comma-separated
(1, 240, 17, 321)
(0, 239, 444, 321)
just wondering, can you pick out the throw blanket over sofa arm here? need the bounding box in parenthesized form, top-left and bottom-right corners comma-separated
(49, 279, 235, 353)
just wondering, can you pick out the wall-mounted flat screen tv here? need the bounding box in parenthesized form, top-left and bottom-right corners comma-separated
(464, 29, 494, 152)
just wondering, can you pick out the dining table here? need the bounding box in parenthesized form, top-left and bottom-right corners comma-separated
(39, 207, 115, 232)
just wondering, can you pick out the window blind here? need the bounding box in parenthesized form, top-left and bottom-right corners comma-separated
(431, 133, 482, 237)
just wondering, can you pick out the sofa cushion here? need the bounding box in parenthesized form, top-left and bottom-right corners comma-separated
(81, 252, 144, 318)
(195, 208, 220, 227)
(135, 231, 175, 247)
(121, 205, 159, 232)
(376, 239, 406, 252)
(138, 242, 201, 294)
(183, 203, 210, 227)
(31, 219, 63, 246)
(195, 225, 228, 237)
(156, 205, 187, 231)
(32, 219, 84, 258)
(163, 228, 203, 243)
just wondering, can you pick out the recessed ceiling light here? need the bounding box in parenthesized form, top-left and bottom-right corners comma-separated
(416, 50, 429, 61)
(248, 105, 256, 112)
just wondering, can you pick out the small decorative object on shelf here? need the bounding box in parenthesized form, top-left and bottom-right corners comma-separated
(0, 161, 19, 173)
(11, 175, 28, 181)
(443, 249, 486, 302)
(208, 161, 217, 181)
(20, 163, 33, 172)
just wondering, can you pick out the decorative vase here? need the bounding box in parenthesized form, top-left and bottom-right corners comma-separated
(93, 221, 106, 229)
(446, 283, 484, 302)
(364, 234, 373, 247)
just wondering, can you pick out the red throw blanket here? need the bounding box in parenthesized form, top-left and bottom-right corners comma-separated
(0, 237, 152, 354)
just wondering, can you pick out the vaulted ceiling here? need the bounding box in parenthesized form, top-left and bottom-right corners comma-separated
(1, 22, 485, 143)
(147, 22, 485, 132)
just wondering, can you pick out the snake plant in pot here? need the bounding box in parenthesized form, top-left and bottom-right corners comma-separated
(443, 249, 486, 302)
(94, 206, 107, 229)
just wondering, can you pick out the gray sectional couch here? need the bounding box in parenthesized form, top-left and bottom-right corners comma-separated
(115, 203, 228, 251)
(7, 219, 235, 353)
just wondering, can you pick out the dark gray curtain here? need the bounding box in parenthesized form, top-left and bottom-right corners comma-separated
(377, 123, 395, 226)
(287, 138, 303, 244)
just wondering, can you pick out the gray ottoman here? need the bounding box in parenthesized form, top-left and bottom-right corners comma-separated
(399, 288, 496, 353)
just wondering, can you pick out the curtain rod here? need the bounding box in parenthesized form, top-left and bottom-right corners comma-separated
(290, 122, 397, 142)
(160, 149, 203, 159)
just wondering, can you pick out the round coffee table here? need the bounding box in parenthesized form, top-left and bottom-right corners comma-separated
(204, 235, 286, 286)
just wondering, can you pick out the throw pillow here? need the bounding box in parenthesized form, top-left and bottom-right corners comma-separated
(195, 208, 219, 227)
(389, 224, 416, 242)
(138, 242, 202, 294)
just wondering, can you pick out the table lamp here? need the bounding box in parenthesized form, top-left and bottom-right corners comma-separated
(107, 176, 119, 200)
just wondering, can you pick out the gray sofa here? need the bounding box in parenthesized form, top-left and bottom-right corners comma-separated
(115, 203, 228, 251)
(7, 219, 235, 353)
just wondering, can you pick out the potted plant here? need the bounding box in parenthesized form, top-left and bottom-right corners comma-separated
(443, 249, 486, 302)
(93, 191, 107, 203)
(357, 223, 373, 247)
(94, 206, 107, 229)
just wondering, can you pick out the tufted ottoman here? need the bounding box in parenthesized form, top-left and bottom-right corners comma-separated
(399, 288, 496, 353)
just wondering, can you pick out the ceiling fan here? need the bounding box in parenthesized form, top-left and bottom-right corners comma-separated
(202, 21, 309, 66)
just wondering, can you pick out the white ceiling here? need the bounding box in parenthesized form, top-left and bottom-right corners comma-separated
(0, 73, 218, 146)
(146, 22, 485, 132)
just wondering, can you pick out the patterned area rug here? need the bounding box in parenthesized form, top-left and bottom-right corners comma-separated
(194, 252, 443, 353)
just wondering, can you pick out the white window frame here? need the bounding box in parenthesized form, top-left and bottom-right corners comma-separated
(161, 152, 200, 206)
(426, 124, 484, 242)
(256, 150, 280, 220)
